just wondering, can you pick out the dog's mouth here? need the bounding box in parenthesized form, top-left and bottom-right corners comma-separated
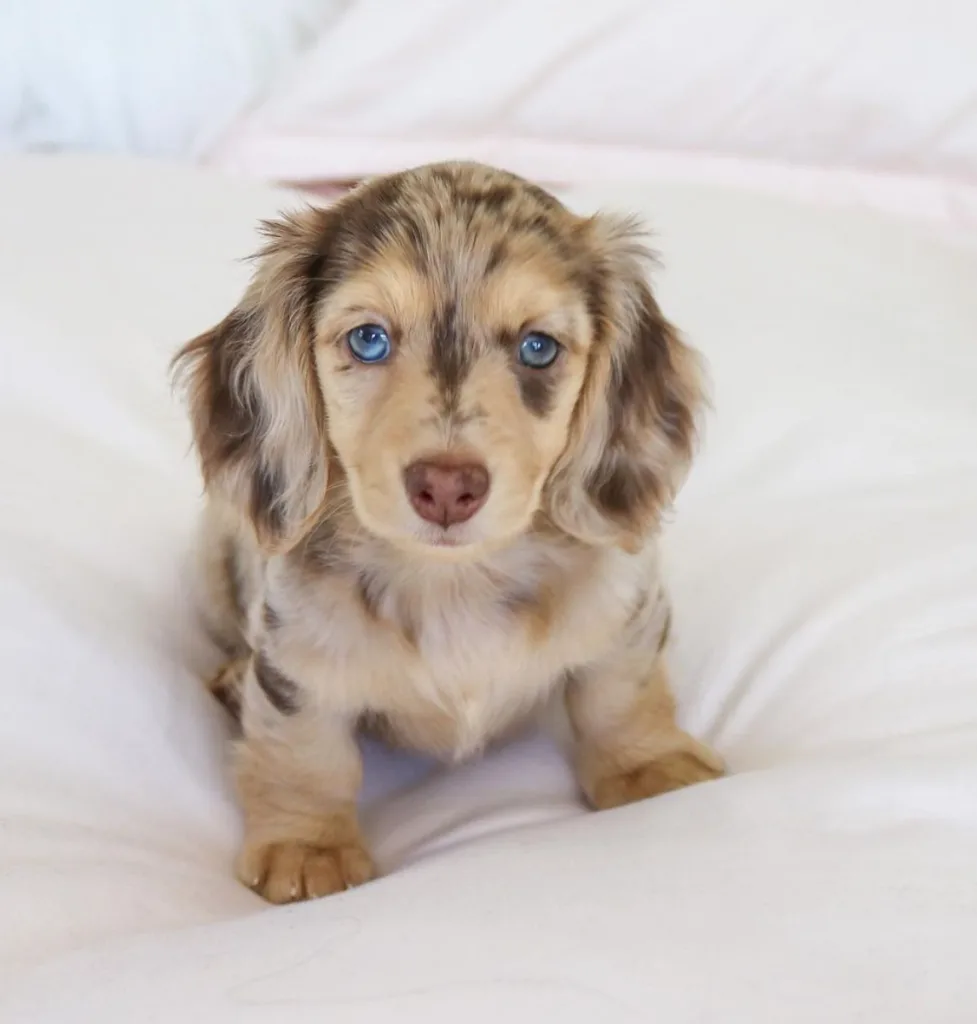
(405, 517, 499, 558)
(429, 534, 460, 547)
(415, 523, 470, 550)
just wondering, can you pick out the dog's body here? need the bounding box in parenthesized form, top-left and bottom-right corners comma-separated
(176, 162, 722, 904)
(203, 494, 669, 760)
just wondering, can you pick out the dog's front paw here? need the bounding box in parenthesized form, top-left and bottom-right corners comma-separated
(238, 838, 376, 904)
(586, 744, 724, 812)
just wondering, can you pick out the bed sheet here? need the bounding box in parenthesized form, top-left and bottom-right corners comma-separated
(1, 156, 976, 1022)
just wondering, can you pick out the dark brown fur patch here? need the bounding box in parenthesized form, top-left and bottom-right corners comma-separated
(626, 588, 649, 629)
(593, 459, 658, 520)
(211, 680, 242, 722)
(579, 264, 611, 341)
(358, 710, 396, 744)
(622, 297, 695, 457)
(253, 651, 301, 715)
(509, 212, 569, 260)
(178, 312, 256, 483)
(657, 607, 672, 652)
(589, 292, 696, 526)
(208, 658, 247, 724)
(250, 463, 286, 539)
(263, 601, 282, 632)
(332, 173, 409, 265)
(515, 365, 559, 418)
(485, 239, 507, 274)
(355, 572, 382, 620)
(397, 210, 430, 272)
(468, 183, 516, 212)
(429, 299, 472, 408)
(222, 536, 246, 625)
(430, 166, 456, 189)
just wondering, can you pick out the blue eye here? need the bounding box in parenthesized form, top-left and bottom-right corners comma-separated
(347, 323, 391, 363)
(518, 332, 560, 369)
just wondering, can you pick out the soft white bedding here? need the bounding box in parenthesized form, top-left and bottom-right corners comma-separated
(0, 0, 346, 157)
(5, 2, 977, 246)
(1, 156, 977, 1022)
(215, 0, 977, 180)
(210, 0, 977, 245)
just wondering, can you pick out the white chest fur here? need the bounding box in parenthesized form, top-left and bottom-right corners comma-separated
(266, 537, 655, 760)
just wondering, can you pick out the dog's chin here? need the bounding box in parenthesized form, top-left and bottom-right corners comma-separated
(360, 510, 536, 563)
(407, 535, 486, 562)
(395, 524, 512, 563)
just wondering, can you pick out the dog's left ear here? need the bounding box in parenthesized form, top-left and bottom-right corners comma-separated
(545, 214, 704, 551)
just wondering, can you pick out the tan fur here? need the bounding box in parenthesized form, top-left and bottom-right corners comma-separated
(173, 162, 722, 903)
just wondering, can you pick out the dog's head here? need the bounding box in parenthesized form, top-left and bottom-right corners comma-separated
(174, 163, 702, 559)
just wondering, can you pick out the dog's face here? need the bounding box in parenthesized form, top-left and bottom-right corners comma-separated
(175, 163, 702, 559)
(315, 169, 600, 553)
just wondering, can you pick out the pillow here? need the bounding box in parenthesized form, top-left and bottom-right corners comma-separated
(212, 0, 977, 180)
(208, 0, 977, 240)
(2, 155, 977, 1021)
(0, 0, 347, 157)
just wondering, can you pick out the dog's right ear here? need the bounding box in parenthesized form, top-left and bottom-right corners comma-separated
(171, 207, 335, 552)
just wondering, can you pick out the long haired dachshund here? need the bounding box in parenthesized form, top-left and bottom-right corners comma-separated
(174, 162, 723, 904)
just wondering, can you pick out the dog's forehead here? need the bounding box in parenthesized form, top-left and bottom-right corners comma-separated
(335, 163, 582, 286)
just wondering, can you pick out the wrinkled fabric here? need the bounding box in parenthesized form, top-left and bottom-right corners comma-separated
(1, 157, 976, 1023)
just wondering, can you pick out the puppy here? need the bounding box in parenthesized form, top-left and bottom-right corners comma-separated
(173, 162, 723, 904)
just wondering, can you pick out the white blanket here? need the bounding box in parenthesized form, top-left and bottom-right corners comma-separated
(1, 156, 976, 1022)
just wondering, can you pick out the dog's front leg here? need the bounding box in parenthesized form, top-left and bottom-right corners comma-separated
(233, 650, 373, 903)
(566, 648, 723, 812)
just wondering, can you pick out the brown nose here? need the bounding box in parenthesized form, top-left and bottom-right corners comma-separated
(404, 458, 490, 527)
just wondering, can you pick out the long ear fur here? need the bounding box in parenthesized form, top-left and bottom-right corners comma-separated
(545, 214, 704, 551)
(172, 208, 333, 551)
